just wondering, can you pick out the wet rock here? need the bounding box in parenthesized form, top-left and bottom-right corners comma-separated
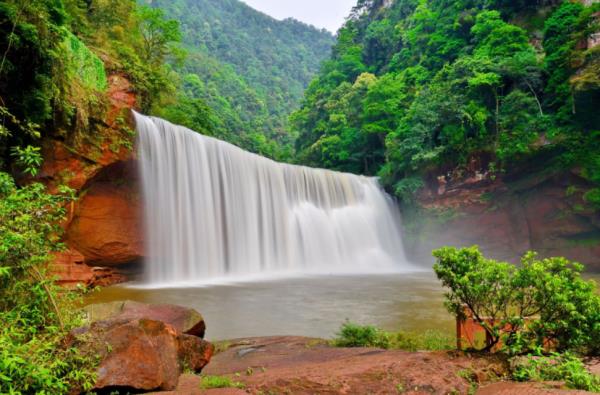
(48, 249, 127, 288)
(66, 170, 142, 267)
(71, 308, 213, 392)
(85, 300, 206, 338)
(87, 318, 181, 391)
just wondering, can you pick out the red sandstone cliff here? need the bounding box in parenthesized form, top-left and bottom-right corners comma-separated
(407, 168, 600, 271)
(42, 74, 143, 288)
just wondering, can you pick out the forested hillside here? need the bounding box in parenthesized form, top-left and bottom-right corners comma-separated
(292, 0, 600, 207)
(0, 0, 182, 171)
(148, 0, 335, 159)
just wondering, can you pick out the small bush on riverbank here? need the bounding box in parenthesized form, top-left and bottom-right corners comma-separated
(433, 246, 600, 355)
(333, 322, 390, 348)
(511, 353, 600, 392)
(333, 322, 454, 351)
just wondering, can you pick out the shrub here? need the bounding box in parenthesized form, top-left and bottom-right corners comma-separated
(333, 322, 453, 351)
(333, 322, 391, 349)
(433, 246, 600, 355)
(584, 188, 600, 208)
(511, 353, 600, 392)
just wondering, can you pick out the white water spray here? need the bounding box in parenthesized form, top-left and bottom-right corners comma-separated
(135, 113, 411, 285)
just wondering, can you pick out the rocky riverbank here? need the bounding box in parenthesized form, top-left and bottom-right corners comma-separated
(156, 336, 600, 395)
(72, 301, 600, 394)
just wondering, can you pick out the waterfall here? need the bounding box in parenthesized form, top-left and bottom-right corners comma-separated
(135, 113, 411, 285)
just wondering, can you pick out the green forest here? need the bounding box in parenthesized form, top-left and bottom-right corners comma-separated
(0, 0, 334, 169)
(1, 0, 598, 200)
(292, 0, 600, 205)
(148, 0, 335, 159)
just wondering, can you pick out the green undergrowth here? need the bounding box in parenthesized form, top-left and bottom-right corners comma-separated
(199, 375, 245, 390)
(0, 172, 98, 394)
(511, 353, 600, 392)
(332, 322, 454, 351)
(63, 30, 107, 92)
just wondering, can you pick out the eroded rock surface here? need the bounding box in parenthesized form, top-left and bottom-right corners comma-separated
(37, 74, 143, 286)
(49, 248, 126, 288)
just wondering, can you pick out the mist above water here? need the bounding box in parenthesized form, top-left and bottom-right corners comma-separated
(135, 113, 413, 286)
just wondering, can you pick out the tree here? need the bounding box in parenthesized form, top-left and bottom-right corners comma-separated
(294, 0, 598, 206)
(136, 5, 183, 67)
(543, 1, 585, 118)
(433, 246, 600, 355)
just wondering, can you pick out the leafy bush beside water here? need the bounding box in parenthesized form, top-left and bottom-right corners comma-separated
(434, 246, 600, 392)
(433, 246, 600, 356)
(335, 247, 600, 391)
(333, 322, 454, 351)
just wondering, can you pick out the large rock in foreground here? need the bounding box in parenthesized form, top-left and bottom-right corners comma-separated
(72, 302, 213, 392)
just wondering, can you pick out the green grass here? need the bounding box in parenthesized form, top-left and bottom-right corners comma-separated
(332, 322, 454, 351)
(199, 375, 245, 390)
(390, 329, 455, 352)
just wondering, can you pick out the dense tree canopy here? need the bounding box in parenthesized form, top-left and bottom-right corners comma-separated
(292, 0, 600, 205)
(149, 0, 335, 160)
(0, 0, 184, 170)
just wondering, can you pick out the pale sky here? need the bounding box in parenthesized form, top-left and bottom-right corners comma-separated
(240, 0, 357, 33)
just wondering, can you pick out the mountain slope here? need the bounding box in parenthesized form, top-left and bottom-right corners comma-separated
(148, 0, 335, 157)
(292, 0, 599, 206)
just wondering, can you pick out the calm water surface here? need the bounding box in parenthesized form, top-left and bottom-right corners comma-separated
(86, 271, 600, 341)
(85, 272, 454, 341)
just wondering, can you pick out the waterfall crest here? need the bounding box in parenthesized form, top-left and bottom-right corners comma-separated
(135, 113, 411, 285)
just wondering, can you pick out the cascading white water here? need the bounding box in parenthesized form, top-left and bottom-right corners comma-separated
(135, 112, 412, 285)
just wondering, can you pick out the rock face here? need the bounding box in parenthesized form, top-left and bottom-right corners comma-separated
(37, 74, 144, 286)
(408, 170, 600, 270)
(88, 318, 182, 391)
(48, 249, 127, 289)
(72, 302, 213, 392)
(66, 161, 143, 267)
